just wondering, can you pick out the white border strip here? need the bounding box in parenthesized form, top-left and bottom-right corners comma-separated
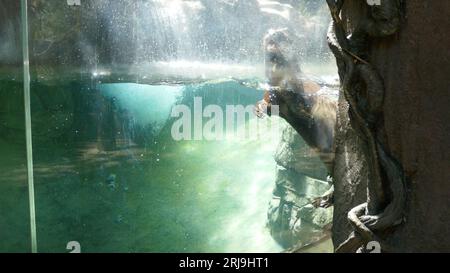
(20, 0, 37, 253)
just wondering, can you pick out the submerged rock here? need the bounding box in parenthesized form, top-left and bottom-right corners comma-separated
(267, 123, 333, 249)
(274, 125, 328, 180)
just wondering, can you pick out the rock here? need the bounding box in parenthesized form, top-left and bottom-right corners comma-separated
(274, 166, 331, 197)
(268, 124, 333, 248)
(274, 124, 328, 180)
(299, 204, 333, 229)
(267, 170, 333, 248)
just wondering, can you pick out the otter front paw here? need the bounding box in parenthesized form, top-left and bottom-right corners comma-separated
(312, 194, 333, 208)
(312, 186, 334, 208)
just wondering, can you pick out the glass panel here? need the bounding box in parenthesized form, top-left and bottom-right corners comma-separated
(0, 1, 31, 252)
(26, 0, 336, 253)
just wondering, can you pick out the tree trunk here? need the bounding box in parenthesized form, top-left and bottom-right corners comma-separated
(332, 0, 450, 252)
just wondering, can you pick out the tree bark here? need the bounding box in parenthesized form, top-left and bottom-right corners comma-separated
(332, 0, 450, 252)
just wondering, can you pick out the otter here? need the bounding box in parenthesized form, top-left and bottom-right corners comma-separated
(255, 29, 338, 207)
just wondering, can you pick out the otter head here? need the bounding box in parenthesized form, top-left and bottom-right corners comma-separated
(263, 28, 301, 87)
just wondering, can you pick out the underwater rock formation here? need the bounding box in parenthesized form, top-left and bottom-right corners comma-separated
(267, 123, 333, 249)
(275, 124, 329, 180)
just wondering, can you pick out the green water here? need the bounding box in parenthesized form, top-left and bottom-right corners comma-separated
(0, 78, 287, 252)
(32, 129, 283, 253)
